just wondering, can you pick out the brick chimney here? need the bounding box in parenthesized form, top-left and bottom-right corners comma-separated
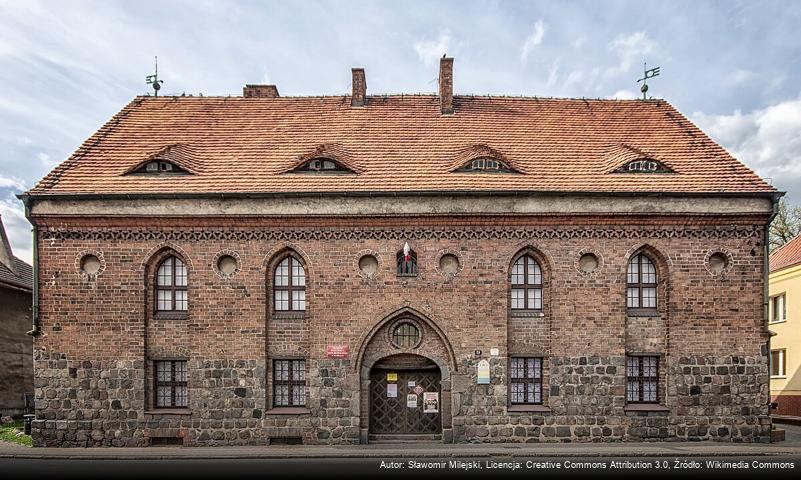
(243, 84, 279, 98)
(351, 68, 366, 107)
(438, 56, 454, 114)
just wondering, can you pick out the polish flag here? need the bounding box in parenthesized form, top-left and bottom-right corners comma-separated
(403, 242, 411, 262)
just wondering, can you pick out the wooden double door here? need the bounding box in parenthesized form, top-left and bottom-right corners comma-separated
(369, 367, 441, 434)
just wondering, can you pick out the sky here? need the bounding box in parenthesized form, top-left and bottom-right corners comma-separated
(1, 0, 800, 263)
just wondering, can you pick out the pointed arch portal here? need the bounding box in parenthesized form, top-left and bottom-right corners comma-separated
(356, 307, 455, 443)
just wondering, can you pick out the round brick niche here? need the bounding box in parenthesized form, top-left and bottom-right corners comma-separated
(80, 255, 101, 275)
(212, 250, 241, 279)
(706, 251, 732, 276)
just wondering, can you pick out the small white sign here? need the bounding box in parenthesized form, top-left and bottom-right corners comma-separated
(423, 392, 439, 413)
(490, 348, 499, 357)
(407, 394, 418, 408)
(387, 383, 397, 398)
(408, 381, 416, 388)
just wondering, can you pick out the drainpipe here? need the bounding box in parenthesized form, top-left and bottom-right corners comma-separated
(20, 195, 40, 337)
(764, 193, 782, 441)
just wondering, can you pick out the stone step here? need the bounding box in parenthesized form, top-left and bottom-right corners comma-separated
(369, 433, 442, 443)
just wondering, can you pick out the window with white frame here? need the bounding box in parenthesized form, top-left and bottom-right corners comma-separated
(771, 349, 786, 377)
(771, 294, 786, 323)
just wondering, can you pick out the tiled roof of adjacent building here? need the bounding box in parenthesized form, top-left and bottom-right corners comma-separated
(770, 233, 801, 273)
(0, 216, 32, 291)
(25, 95, 776, 197)
(0, 256, 33, 291)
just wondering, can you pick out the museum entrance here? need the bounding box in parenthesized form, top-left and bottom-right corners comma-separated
(369, 354, 442, 435)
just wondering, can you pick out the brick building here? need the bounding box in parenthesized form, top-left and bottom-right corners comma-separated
(20, 58, 780, 446)
(0, 215, 33, 418)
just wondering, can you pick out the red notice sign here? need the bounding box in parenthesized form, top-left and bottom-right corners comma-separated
(326, 345, 349, 358)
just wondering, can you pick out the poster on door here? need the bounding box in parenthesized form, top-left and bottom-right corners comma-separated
(406, 394, 418, 408)
(423, 392, 439, 413)
(387, 383, 397, 398)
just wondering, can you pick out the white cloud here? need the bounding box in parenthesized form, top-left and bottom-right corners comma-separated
(0, 193, 32, 263)
(571, 36, 587, 49)
(520, 20, 547, 63)
(546, 61, 559, 88)
(414, 32, 454, 66)
(693, 97, 801, 196)
(0, 175, 26, 190)
(564, 70, 584, 87)
(606, 31, 656, 77)
(608, 89, 639, 100)
(36, 152, 57, 168)
(728, 69, 757, 85)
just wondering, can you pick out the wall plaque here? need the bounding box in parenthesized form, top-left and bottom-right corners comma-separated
(325, 345, 349, 358)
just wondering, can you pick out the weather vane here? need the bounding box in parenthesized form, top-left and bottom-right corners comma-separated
(637, 62, 660, 100)
(145, 56, 164, 96)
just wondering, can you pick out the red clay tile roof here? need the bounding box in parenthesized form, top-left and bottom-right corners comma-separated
(770, 234, 801, 273)
(26, 95, 776, 196)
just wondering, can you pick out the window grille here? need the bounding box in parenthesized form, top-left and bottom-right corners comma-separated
(155, 360, 188, 408)
(273, 359, 306, 407)
(626, 356, 659, 403)
(510, 357, 542, 404)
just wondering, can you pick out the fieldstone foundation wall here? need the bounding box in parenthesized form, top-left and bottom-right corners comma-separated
(33, 351, 771, 446)
(451, 355, 771, 444)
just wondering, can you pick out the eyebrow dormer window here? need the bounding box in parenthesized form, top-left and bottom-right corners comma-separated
(615, 158, 673, 174)
(292, 158, 353, 173)
(131, 160, 189, 175)
(457, 157, 515, 173)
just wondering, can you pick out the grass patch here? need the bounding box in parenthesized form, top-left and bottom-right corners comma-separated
(0, 421, 32, 447)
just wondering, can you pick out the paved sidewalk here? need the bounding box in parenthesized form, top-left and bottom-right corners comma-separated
(1, 424, 798, 460)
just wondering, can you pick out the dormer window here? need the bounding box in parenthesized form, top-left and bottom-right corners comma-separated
(615, 158, 673, 174)
(130, 160, 189, 175)
(292, 158, 353, 174)
(457, 157, 515, 173)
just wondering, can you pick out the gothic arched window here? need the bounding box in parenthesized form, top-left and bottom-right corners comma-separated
(510, 254, 542, 310)
(274, 255, 306, 311)
(156, 256, 188, 312)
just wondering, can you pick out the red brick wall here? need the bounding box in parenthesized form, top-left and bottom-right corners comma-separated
(30, 213, 772, 445)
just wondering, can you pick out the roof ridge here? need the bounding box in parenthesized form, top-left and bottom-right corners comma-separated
(133, 93, 666, 102)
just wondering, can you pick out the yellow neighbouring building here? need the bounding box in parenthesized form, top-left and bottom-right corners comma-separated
(769, 233, 801, 417)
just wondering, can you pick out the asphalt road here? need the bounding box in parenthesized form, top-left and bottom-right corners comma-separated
(0, 423, 799, 478)
(1, 455, 800, 479)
